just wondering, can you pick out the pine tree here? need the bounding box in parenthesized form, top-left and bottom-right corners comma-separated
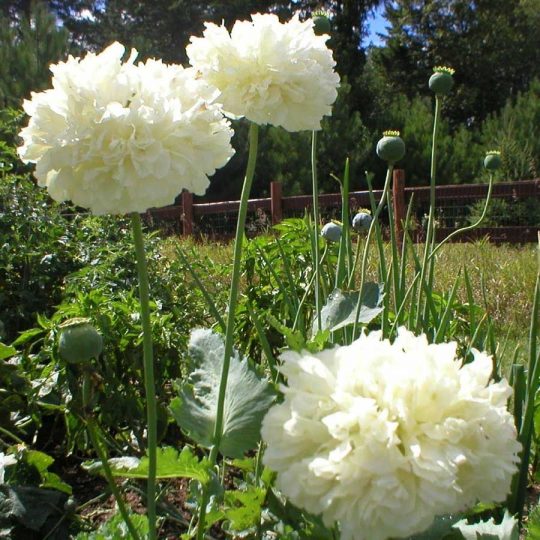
(0, 2, 70, 106)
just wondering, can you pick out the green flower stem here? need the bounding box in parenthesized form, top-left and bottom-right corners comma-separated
(510, 271, 540, 519)
(347, 235, 364, 290)
(0, 425, 24, 444)
(197, 122, 259, 540)
(86, 417, 141, 540)
(352, 166, 393, 341)
(130, 212, 158, 540)
(415, 95, 441, 331)
(293, 246, 329, 331)
(312, 130, 322, 332)
(428, 173, 494, 258)
(385, 183, 402, 312)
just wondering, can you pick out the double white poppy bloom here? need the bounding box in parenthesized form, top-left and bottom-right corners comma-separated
(187, 13, 340, 132)
(262, 328, 521, 540)
(18, 42, 235, 215)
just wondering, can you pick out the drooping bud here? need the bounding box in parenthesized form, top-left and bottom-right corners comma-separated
(429, 66, 455, 95)
(312, 11, 332, 36)
(376, 130, 406, 164)
(484, 150, 502, 171)
(352, 211, 373, 233)
(58, 318, 103, 365)
(321, 221, 342, 242)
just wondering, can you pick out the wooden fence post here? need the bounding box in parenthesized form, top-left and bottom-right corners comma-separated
(271, 181, 283, 225)
(181, 190, 193, 236)
(392, 169, 406, 247)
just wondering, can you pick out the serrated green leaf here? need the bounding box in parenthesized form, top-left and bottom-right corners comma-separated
(316, 284, 383, 333)
(74, 511, 149, 539)
(0, 344, 16, 361)
(223, 487, 266, 534)
(170, 329, 275, 458)
(84, 446, 211, 484)
(453, 511, 519, 540)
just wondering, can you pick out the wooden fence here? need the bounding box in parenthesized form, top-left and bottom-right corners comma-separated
(148, 171, 540, 243)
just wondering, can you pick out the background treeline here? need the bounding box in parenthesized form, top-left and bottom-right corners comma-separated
(1, 0, 539, 199)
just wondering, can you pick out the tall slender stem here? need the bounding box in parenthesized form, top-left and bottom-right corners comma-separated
(130, 213, 157, 540)
(311, 130, 322, 332)
(352, 166, 393, 341)
(197, 122, 259, 539)
(415, 95, 441, 331)
(86, 418, 142, 540)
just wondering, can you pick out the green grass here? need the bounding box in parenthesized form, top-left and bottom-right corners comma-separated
(163, 234, 538, 365)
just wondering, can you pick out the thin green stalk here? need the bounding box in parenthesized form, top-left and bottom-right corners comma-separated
(312, 130, 322, 332)
(366, 173, 388, 286)
(415, 95, 441, 331)
(130, 212, 158, 540)
(509, 272, 540, 519)
(293, 247, 328, 332)
(386, 184, 402, 313)
(335, 160, 351, 290)
(175, 247, 226, 332)
(347, 235, 364, 290)
(197, 122, 259, 539)
(86, 418, 142, 540)
(352, 166, 393, 341)
(429, 173, 494, 259)
(0, 426, 24, 444)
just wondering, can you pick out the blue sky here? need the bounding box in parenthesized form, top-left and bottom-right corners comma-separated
(363, 5, 387, 47)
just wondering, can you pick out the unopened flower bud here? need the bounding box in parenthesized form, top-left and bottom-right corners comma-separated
(429, 66, 455, 95)
(352, 211, 373, 233)
(484, 150, 502, 171)
(321, 221, 342, 242)
(58, 318, 103, 365)
(376, 130, 406, 164)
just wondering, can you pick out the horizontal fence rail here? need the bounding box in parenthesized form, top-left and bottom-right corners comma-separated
(146, 171, 540, 244)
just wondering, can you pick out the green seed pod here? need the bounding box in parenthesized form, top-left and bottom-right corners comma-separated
(352, 211, 373, 233)
(484, 151, 502, 171)
(312, 12, 331, 36)
(58, 318, 103, 365)
(321, 222, 342, 243)
(376, 131, 406, 163)
(429, 66, 455, 95)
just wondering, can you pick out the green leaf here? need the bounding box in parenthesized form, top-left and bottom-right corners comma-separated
(84, 446, 211, 484)
(11, 327, 44, 347)
(223, 487, 266, 535)
(74, 511, 149, 539)
(0, 485, 66, 532)
(526, 504, 540, 539)
(170, 329, 275, 458)
(0, 344, 16, 361)
(453, 511, 519, 540)
(315, 284, 383, 333)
